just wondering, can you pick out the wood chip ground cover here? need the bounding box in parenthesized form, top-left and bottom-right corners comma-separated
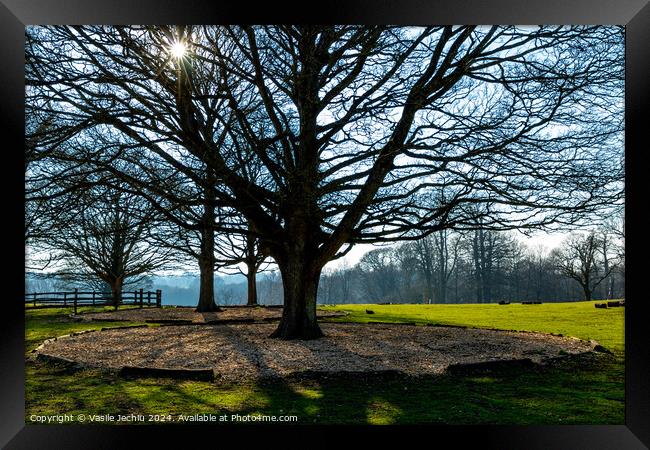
(35, 322, 596, 382)
(73, 306, 345, 323)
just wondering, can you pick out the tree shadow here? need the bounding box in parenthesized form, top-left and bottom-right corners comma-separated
(204, 324, 320, 421)
(202, 322, 412, 424)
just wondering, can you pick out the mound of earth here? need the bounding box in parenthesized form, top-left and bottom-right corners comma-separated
(72, 306, 346, 323)
(34, 323, 598, 382)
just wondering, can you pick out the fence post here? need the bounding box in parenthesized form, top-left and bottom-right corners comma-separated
(33, 293, 36, 307)
(63, 292, 67, 307)
(147, 291, 151, 307)
(73, 289, 78, 315)
(156, 290, 161, 308)
(139, 288, 144, 308)
(92, 291, 96, 306)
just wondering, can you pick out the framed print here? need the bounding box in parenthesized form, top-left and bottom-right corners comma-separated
(2, 0, 649, 448)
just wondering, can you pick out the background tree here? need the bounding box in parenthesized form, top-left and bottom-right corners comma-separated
(598, 230, 616, 299)
(551, 232, 617, 301)
(50, 184, 170, 306)
(214, 224, 272, 306)
(48, 130, 232, 311)
(332, 261, 355, 305)
(467, 228, 519, 303)
(25, 113, 104, 270)
(601, 211, 625, 298)
(357, 248, 403, 303)
(522, 244, 553, 302)
(137, 166, 229, 313)
(410, 229, 460, 303)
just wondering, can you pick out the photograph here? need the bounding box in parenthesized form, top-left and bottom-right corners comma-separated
(23, 20, 627, 421)
(2, 1, 649, 448)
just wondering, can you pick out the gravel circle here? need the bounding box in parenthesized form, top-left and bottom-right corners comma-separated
(35, 323, 597, 382)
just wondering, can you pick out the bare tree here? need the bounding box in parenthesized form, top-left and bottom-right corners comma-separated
(50, 185, 170, 306)
(26, 25, 624, 338)
(140, 166, 243, 313)
(47, 129, 231, 311)
(260, 269, 282, 305)
(552, 232, 617, 301)
(357, 247, 402, 303)
(332, 261, 354, 304)
(25, 114, 108, 269)
(214, 224, 272, 306)
(523, 244, 552, 301)
(467, 229, 520, 303)
(602, 211, 625, 295)
(412, 229, 460, 303)
(317, 268, 336, 305)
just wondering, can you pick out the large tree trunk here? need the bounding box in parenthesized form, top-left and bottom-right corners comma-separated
(582, 284, 592, 301)
(246, 269, 258, 306)
(197, 256, 219, 312)
(196, 223, 220, 312)
(110, 279, 123, 307)
(270, 250, 323, 340)
(196, 179, 220, 312)
(245, 232, 258, 306)
(196, 170, 220, 312)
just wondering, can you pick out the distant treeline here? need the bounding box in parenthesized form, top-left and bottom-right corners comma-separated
(316, 228, 624, 305)
(26, 225, 624, 306)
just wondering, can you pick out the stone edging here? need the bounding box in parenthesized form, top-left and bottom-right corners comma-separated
(120, 366, 214, 381)
(30, 325, 149, 356)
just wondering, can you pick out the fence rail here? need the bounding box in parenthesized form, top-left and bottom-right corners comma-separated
(25, 289, 162, 314)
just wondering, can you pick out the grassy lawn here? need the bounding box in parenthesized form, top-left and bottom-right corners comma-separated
(25, 305, 149, 353)
(25, 301, 624, 425)
(325, 301, 625, 357)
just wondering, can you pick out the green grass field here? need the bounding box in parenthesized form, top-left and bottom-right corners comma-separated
(25, 301, 624, 425)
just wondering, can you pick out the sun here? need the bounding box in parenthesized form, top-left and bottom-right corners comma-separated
(170, 41, 187, 59)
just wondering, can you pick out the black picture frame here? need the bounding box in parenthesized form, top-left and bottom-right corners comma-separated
(2, 1, 648, 448)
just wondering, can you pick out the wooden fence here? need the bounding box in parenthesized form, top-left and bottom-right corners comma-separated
(25, 289, 162, 314)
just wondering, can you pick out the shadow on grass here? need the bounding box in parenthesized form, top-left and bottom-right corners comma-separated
(26, 350, 624, 425)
